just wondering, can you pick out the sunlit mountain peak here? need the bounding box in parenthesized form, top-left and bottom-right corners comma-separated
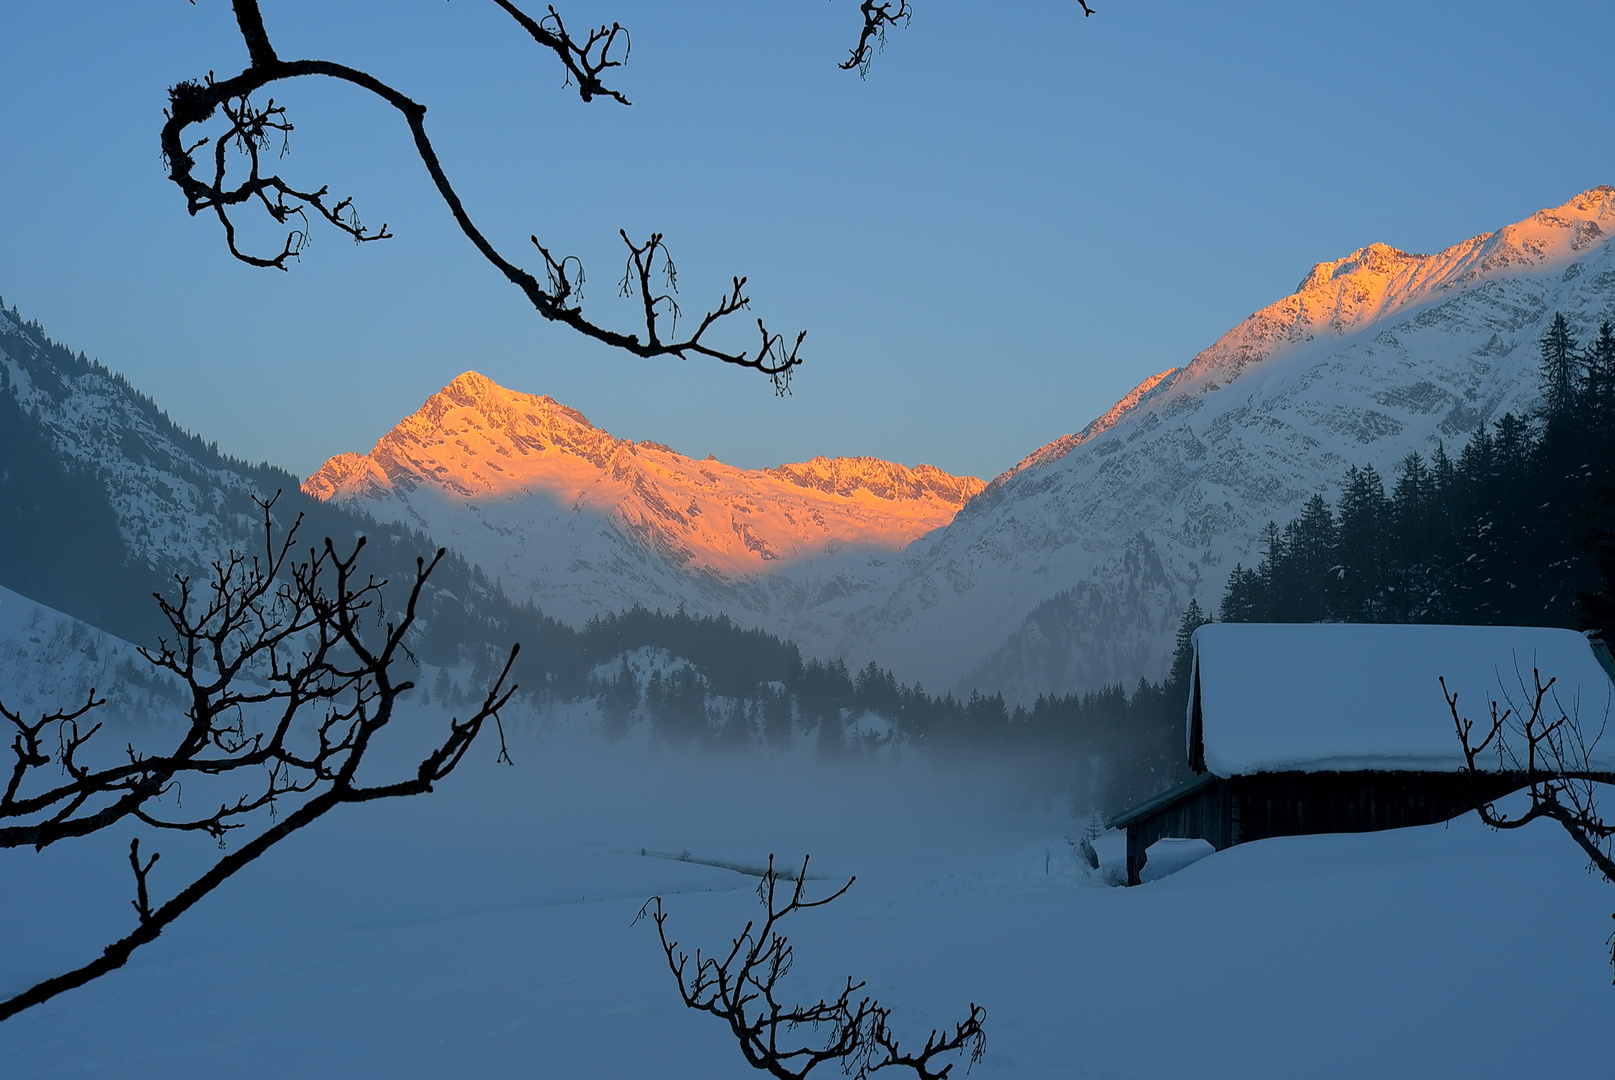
(1170, 185, 1615, 391)
(303, 373, 985, 617)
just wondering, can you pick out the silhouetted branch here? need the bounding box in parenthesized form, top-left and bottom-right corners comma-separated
(162, 0, 804, 390)
(0, 493, 517, 1020)
(490, 1, 632, 104)
(841, 1, 913, 75)
(128, 838, 159, 923)
(838, 0, 1093, 75)
(1445, 664, 1615, 977)
(641, 854, 986, 1079)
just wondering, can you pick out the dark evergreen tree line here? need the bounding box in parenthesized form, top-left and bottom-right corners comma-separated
(0, 388, 169, 643)
(1218, 313, 1615, 629)
(549, 603, 1187, 811)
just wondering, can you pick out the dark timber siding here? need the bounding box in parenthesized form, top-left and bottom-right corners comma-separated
(1125, 776, 1231, 884)
(1229, 770, 1523, 842)
(1122, 769, 1526, 885)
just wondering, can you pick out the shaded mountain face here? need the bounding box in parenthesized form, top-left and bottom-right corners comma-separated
(304, 373, 984, 628)
(846, 186, 1615, 700)
(0, 309, 563, 674)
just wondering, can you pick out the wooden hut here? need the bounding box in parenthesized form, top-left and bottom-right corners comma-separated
(1110, 623, 1615, 885)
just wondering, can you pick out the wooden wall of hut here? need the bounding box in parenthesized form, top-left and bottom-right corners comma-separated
(1123, 770, 1527, 885)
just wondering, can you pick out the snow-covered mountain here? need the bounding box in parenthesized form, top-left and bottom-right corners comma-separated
(304, 372, 984, 630)
(303, 187, 1615, 701)
(838, 185, 1615, 699)
(0, 309, 289, 578)
(0, 309, 549, 667)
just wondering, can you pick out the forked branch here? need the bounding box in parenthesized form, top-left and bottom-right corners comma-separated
(1444, 664, 1615, 976)
(641, 854, 986, 1079)
(490, 1, 631, 104)
(163, 0, 805, 389)
(841, 1, 913, 75)
(0, 494, 518, 1020)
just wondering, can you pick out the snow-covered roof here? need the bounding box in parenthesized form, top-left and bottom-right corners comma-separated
(1189, 623, 1615, 777)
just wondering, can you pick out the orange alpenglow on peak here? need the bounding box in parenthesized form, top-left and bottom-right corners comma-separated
(1170, 185, 1615, 390)
(303, 373, 986, 579)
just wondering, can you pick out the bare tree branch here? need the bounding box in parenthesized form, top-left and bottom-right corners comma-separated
(840, 1, 913, 76)
(163, 0, 806, 390)
(1445, 664, 1615, 977)
(640, 854, 986, 1079)
(488, 1, 632, 105)
(0, 493, 518, 1020)
(838, 0, 1093, 75)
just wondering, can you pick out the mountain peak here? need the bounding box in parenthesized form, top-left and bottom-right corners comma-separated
(303, 373, 984, 594)
(983, 186, 1615, 501)
(433, 371, 597, 431)
(1175, 186, 1615, 390)
(1294, 242, 1421, 295)
(846, 185, 1615, 701)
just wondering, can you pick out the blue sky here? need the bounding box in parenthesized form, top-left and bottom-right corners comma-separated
(1, 1, 1609, 480)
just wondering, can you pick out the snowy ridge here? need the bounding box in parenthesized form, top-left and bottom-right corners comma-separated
(1178, 185, 1615, 391)
(821, 186, 1615, 699)
(304, 372, 984, 627)
(986, 367, 1179, 491)
(988, 186, 1615, 490)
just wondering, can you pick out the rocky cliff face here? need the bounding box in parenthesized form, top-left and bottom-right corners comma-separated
(304, 373, 984, 629)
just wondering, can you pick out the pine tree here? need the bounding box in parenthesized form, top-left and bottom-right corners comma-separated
(1275, 494, 1336, 621)
(1218, 564, 1262, 622)
(1387, 451, 1437, 619)
(1166, 599, 1211, 693)
(1253, 520, 1284, 618)
(1335, 464, 1388, 620)
(599, 657, 640, 741)
(1493, 412, 1533, 478)
(1584, 321, 1615, 432)
(1490, 413, 1540, 622)
(1539, 312, 1581, 422)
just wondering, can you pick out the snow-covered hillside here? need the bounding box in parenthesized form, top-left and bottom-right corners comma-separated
(0, 584, 181, 723)
(0, 308, 280, 583)
(304, 372, 984, 628)
(836, 185, 1615, 698)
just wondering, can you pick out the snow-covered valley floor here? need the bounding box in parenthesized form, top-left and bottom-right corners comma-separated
(2, 711, 1611, 1079)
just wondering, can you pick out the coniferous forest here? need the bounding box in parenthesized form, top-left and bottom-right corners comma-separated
(1216, 315, 1615, 632)
(552, 606, 1189, 813)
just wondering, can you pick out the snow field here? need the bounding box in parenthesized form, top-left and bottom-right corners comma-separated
(2, 708, 1611, 1080)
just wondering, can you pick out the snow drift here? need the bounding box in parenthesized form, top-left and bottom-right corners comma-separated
(1190, 622, 1615, 776)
